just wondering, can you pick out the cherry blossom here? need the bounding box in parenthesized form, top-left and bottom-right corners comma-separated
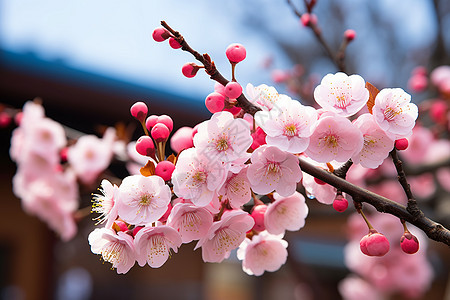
(172, 148, 228, 207)
(246, 83, 290, 110)
(313, 72, 369, 117)
(88, 228, 136, 274)
(134, 225, 182, 268)
(217, 168, 252, 209)
(351, 113, 394, 169)
(237, 231, 288, 276)
(372, 88, 418, 139)
(264, 192, 309, 235)
(195, 210, 254, 263)
(166, 203, 213, 243)
(67, 128, 116, 184)
(193, 111, 252, 165)
(92, 179, 119, 227)
(255, 97, 318, 153)
(116, 175, 171, 226)
(302, 169, 337, 204)
(247, 145, 302, 197)
(306, 112, 363, 163)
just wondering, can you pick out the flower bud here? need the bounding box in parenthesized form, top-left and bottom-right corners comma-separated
(332, 195, 348, 212)
(169, 37, 182, 49)
(225, 43, 246, 63)
(205, 92, 225, 113)
(224, 82, 243, 99)
(157, 115, 173, 133)
(155, 161, 175, 181)
(251, 204, 267, 232)
(344, 29, 356, 41)
(145, 115, 159, 131)
(395, 138, 409, 150)
(135, 136, 155, 157)
(182, 63, 201, 78)
(130, 101, 148, 122)
(151, 123, 170, 142)
(152, 27, 171, 42)
(360, 230, 390, 257)
(400, 232, 419, 254)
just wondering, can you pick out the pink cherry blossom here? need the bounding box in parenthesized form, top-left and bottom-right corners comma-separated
(13, 168, 79, 241)
(134, 225, 182, 268)
(116, 175, 171, 226)
(195, 210, 254, 263)
(88, 228, 135, 274)
(193, 111, 252, 165)
(246, 83, 290, 110)
(338, 276, 383, 300)
(217, 168, 252, 209)
(264, 192, 308, 235)
(170, 126, 194, 153)
(351, 114, 394, 169)
(313, 72, 369, 117)
(372, 88, 418, 139)
(255, 97, 318, 153)
(237, 231, 288, 276)
(166, 203, 213, 243)
(92, 179, 119, 227)
(247, 145, 302, 197)
(305, 113, 363, 163)
(171, 148, 228, 207)
(67, 128, 116, 184)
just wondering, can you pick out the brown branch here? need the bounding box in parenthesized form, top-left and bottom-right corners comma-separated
(160, 21, 261, 116)
(158, 20, 450, 247)
(286, 0, 346, 72)
(299, 157, 450, 246)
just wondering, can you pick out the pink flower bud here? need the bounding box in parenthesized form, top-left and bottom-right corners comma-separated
(251, 127, 267, 150)
(344, 29, 356, 41)
(112, 220, 128, 232)
(182, 63, 201, 78)
(224, 82, 243, 99)
(132, 226, 144, 236)
(408, 74, 428, 93)
(14, 112, 23, 125)
(225, 43, 246, 63)
(157, 115, 173, 132)
(152, 27, 171, 42)
(155, 161, 175, 181)
(314, 177, 326, 185)
(130, 101, 148, 122)
(251, 204, 267, 232)
(224, 105, 242, 116)
(0, 112, 12, 128)
(332, 195, 348, 212)
(360, 231, 390, 256)
(135, 135, 155, 157)
(430, 100, 448, 124)
(60, 147, 69, 162)
(170, 126, 194, 153)
(400, 232, 419, 254)
(395, 138, 409, 151)
(169, 37, 182, 49)
(145, 115, 159, 131)
(205, 92, 225, 113)
(151, 123, 170, 142)
(158, 202, 173, 223)
(301, 13, 311, 26)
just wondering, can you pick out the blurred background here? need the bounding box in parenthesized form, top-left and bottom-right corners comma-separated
(1, 0, 450, 299)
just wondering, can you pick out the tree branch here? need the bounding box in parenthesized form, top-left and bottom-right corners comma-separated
(299, 157, 450, 246)
(158, 20, 450, 246)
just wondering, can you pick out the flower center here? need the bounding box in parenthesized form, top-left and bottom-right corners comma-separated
(363, 135, 376, 147)
(102, 241, 124, 265)
(266, 161, 281, 175)
(284, 124, 298, 137)
(335, 93, 350, 108)
(383, 107, 400, 121)
(140, 193, 153, 206)
(193, 171, 207, 185)
(216, 137, 229, 151)
(323, 134, 339, 148)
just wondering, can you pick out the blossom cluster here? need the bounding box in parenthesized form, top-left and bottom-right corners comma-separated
(86, 59, 420, 275)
